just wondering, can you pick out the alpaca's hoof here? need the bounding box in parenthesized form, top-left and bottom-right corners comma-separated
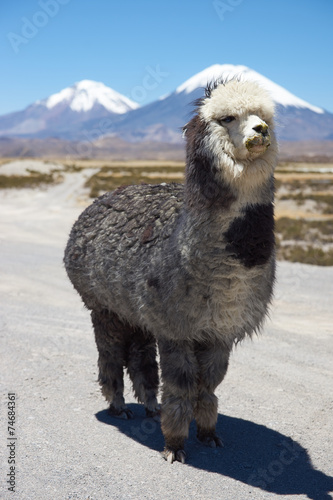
(145, 405, 161, 422)
(108, 405, 134, 420)
(197, 432, 224, 448)
(118, 409, 134, 420)
(163, 448, 186, 464)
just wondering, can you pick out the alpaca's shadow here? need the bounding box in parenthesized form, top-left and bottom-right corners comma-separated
(96, 404, 333, 500)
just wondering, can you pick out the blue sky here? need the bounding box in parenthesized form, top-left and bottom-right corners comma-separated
(1, 0, 333, 115)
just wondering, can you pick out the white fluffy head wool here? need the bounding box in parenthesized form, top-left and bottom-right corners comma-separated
(197, 78, 278, 194)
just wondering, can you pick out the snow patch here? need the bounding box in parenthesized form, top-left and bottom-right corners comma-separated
(176, 64, 324, 114)
(38, 80, 139, 114)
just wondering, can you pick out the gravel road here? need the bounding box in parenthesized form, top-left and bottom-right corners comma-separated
(1, 164, 332, 500)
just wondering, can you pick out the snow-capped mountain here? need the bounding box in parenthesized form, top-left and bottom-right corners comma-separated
(39, 80, 138, 113)
(0, 80, 138, 139)
(0, 66, 332, 143)
(112, 64, 332, 143)
(174, 64, 323, 113)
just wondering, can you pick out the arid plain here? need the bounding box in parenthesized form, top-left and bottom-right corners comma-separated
(1, 159, 332, 499)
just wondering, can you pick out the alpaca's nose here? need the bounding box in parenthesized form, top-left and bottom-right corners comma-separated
(253, 123, 269, 136)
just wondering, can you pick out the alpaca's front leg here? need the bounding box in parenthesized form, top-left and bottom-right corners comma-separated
(158, 338, 198, 463)
(194, 341, 230, 447)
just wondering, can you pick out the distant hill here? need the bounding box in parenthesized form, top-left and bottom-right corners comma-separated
(0, 80, 137, 140)
(1, 65, 333, 153)
(1, 135, 332, 163)
(0, 136, 185, 161)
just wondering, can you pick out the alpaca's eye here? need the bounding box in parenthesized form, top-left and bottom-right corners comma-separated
(220, 116, 235, 124)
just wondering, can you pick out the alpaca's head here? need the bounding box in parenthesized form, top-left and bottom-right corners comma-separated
(184, 79, 278, 192)
(199, 79, 275, 160)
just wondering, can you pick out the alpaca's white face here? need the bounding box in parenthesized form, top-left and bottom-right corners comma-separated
(199, 79, 276, 163)
(218, 112, 271, 160)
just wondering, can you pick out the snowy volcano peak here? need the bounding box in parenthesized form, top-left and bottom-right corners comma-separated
(175, 64, 247, 94)
(176, 64, 324, 114)
(38, 80, 139, 114)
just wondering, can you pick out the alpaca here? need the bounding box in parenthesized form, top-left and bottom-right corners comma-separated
(64, 78, 278, 464)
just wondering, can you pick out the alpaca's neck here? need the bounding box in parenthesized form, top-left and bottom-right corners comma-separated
(183, 152, 274, 216)
(177, 154, 275, 273)
(184, 152, 236, 213)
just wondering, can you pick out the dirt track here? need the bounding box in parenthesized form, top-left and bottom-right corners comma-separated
(1, 165, 332, 499)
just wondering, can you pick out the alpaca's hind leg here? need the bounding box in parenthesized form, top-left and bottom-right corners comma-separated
(126, 329, 160, 420)
(158, 338, 198, 463)
(194, 342, 230, 447)
(91, 310, 133, 419)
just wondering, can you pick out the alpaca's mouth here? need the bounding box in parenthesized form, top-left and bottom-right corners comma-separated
(246, 134, 271, 154)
